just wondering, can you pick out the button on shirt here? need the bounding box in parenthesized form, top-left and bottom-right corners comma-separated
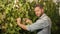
(26, 13, 52, 34)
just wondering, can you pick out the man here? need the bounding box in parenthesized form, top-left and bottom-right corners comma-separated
(16, 4, 52, 34)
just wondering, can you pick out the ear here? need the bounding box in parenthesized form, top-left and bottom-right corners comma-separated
(41, 9, 44, 13)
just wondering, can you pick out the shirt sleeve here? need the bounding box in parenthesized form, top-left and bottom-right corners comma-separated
(26, 18, 49, 32)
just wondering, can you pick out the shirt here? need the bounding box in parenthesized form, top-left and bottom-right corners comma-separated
(26, 13, 52, 34)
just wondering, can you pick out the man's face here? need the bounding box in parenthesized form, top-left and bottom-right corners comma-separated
(34, 7, 43, 17)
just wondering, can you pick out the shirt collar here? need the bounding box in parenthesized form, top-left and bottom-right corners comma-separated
(39, 13, 46, 19)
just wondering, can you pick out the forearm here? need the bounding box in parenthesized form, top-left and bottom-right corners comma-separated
(17, 23, 27, 30)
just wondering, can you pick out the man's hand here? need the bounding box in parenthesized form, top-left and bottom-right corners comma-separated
(25, 18, 32, 24)
(16, 18, 21, 25)
(16, 18, 27, 30)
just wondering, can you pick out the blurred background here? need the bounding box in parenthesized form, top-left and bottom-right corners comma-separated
(0, 0, 60, 34)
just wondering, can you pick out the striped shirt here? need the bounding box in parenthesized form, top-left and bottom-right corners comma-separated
(26, 13, 52, 34)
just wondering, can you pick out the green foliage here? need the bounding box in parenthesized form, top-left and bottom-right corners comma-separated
(0, 0, 37, 34)
(0, 0, 60, 34)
